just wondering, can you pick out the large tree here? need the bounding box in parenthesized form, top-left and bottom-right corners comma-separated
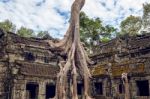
(47, 0, 93, 99)
(143, 3, 150, 29)
(120, 15, 142, 36)
(80, 12, 103, 45)
(101, 25, 116, 42)
(80, 12, 116, 53)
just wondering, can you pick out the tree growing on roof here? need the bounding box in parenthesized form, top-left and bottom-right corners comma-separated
(120, 15, 142, 36)
(17, 26, 34, 37)
(47, 0, 93, 99)
(80, 12, 117, 53)
(0, 19, 16, 32)
(142, 3, 150, 33)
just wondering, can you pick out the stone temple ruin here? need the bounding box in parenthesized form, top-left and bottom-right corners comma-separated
(0, 31, 62, 99)
(0, 28, 150, 99)
(0, 3, 150, 99)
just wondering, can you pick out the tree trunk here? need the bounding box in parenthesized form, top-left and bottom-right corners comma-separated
(50, 0, 93, 99)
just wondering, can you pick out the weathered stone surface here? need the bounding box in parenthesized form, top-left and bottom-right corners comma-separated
(0, 28, 149, 99)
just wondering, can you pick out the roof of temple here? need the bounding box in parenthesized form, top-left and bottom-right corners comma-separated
(6, 32, 64, 55)
(128, 34, 150, 50)
(91, 33, 150, 77)
(92, 33, 150, 56)
(8, 32, 51, 48)
(1, 29, 150, 78)
(0, 30, 63, 78)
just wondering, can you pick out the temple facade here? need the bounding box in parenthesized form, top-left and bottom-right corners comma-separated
(0, 30, 62, 99)
(91, 33, 150, 99)
(0, 28, 150, 99)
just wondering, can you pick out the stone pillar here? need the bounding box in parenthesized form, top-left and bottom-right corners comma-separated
(12, 83, 16, 99)
(22, 86, 26, 99)
(0, 82, 4, 98)
(130, 79, 137, 98)
(103, 79, 107, 96)
(38, 82, 45, 99)
(0, 62, 7, 98)
(0, 75, 4, 94)
(12, 83, 26, 99)
(12, 79, 27, 99)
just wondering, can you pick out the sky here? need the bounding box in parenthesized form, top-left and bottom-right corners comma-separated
(0, 0, 150, 38)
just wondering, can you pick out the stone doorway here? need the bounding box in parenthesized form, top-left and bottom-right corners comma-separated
(45, 84, 55, 99)
(119, 84, 124, 94)
(26, 83, 39, 99)
(136, 80, 149, 96)
(77, 83, 84, 95)
(94, 82, 103, 95)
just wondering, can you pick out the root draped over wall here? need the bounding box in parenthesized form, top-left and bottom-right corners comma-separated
(47, 0, 93, 99)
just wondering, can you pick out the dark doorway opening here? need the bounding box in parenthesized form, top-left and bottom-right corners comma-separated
(136, 80, 149, 96)
(77, 83, 84, 95)
(26, 83, 39, 99)
(24, 52, 35, 61)
(119, 84, 124, 94)
(46, 84, 56, 99)
(94, 82, 103, 95)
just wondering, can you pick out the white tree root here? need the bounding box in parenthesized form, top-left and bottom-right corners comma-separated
(51, 0, 93, 99)
(122, 73, 130, 99)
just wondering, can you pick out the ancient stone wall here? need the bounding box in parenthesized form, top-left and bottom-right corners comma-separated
(90, 33, 150, 99)
(0, 30, 9, 98)
(0, 29, 150, 99)
(0, 30, 63, 99)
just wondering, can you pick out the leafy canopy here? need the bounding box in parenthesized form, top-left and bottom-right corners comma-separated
(80, 12, 117, 47)
(120, 15, 142, 36)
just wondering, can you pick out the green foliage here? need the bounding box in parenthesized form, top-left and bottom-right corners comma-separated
(17, 27, 34, 37)
(0, 20, 49, 38)
(143, 3, 150, 28)
(100, 37, 110, 43)
(80, 12, 102, 44)
(120, 15, 142, 36)
(102, 25, 117, 38)
(80, 12, 117, 48)
(143, 3, 150, 17)
(0, 20, 16, 32)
